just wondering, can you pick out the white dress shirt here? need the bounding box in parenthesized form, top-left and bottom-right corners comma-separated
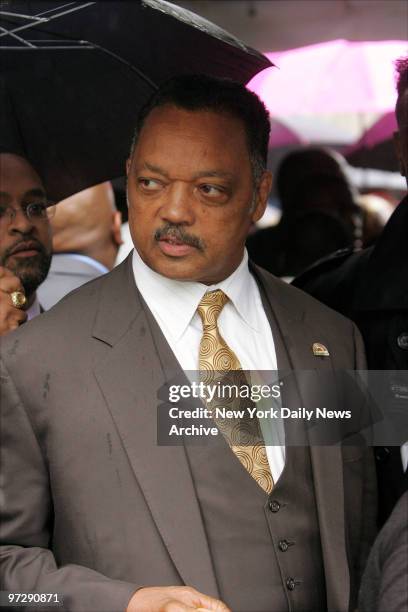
(64, 253, 109, 276)
(132, 247, 285, 481)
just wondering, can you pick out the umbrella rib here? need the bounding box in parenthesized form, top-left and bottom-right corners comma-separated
(0, 3, 95, 40)
(91, 43, 158, 91)
(35, 3, 82, 18)
(2, 44, 97, 50)
(0, 25, 35, 47)
(0, 12, 47, 21)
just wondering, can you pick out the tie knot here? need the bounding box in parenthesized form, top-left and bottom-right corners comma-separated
(197, 289, 229, 328)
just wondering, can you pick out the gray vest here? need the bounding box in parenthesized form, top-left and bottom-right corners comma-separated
(185, 439, 327, 612)
(143, 290, 327, 610)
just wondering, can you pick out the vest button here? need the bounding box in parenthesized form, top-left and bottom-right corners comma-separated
(286, 578, 296, 591)
(397, 333, 408, 350)
(269, 500, 280, 513)
(279, 539, 289, 552)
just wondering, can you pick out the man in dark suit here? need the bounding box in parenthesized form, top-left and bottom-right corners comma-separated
(359, 492, 408, 612)
(0, 75, 376, 612)
(294, 56, 408, 527)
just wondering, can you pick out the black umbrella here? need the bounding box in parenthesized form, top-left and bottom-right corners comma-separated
(0, 1, 272, 201)
(1, 44, 155, 201)
(0, 1, 270, 83)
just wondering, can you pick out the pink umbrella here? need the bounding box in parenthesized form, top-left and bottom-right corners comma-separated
(346, 112, 398, 153)
(248, 39, 407, 146)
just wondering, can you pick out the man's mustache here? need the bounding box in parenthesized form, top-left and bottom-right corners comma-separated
(3, 237, 46, 261)
(154, 224, 205, 251)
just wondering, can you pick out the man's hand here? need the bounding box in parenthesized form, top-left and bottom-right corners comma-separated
(0, 266, 27, 335)
(126, 586, 231, 612)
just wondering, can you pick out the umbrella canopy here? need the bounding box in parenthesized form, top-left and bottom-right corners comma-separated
(346, 139, 400, 173)
(346, 112, 398, 151)
(247, 39, 406, 146)
(0, 1, 271, 202)
(0, 1, 270, 84)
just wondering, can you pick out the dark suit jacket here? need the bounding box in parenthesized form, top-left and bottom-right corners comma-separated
(293, 196, 408, 371)
(0, 256, 376, 612)
(294, 196, 408, 526)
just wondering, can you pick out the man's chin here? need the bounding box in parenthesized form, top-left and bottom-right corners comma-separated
(148, 259, 223, 285)
(147, 256, 204, 282)
(7, 254, 51, 295)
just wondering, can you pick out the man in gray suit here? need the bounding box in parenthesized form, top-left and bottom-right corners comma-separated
(0, 75, 376, 612)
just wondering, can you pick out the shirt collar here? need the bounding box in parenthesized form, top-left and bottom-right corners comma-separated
(60, 253, 109, 275)
(132, 247, 259, 342)
(208, 250, 259, 333)
(26, 294, 41, 320)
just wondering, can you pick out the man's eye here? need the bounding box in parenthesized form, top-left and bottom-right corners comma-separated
(26, 203, 47, 217)
(199, 184, 225, 197)
(137, 178, 163, 191)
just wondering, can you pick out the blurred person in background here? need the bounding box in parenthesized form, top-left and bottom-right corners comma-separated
(38, 182, 122, 309)
(246, 147, 360, 278)
(278, 210, 353, 282)
(294, 56, 408, 527)
(0, 152, 52, 335)
(356, 193, 394, 248)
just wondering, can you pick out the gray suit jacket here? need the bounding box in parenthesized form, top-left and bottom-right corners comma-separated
(0, 256, 376, 612)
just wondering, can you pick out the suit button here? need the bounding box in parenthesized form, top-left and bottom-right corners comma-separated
(279, 539, 289, 552)
(286, 578, 296, 591)
(269, 500, 280, 512)
(397, 333, 408, 350)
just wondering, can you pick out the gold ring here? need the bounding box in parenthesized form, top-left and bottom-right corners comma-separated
(10, 291, 27, 309)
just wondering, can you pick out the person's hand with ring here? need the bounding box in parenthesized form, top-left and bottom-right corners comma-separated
(0, 266, 27, 335)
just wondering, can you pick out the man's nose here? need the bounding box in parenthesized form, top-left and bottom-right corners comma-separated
(160, 182, 195, 225)
(8, 208, 35, 233)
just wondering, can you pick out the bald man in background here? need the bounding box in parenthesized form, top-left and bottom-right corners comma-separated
(38, 182, 122, 309)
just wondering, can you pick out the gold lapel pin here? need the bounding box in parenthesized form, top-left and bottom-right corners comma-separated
(312, 342, 330, 357)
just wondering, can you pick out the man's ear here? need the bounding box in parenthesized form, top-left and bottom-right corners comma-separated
(126, 157, 131, 176)
(112, 211, 123, 247)
(251, 170, 273, 223)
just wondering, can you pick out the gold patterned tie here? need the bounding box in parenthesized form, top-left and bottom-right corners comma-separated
(197, 289, 274, 494)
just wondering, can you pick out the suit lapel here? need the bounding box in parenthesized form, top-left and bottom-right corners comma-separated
(253, 265, 350, 611)
(92, 257, 219, 596)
